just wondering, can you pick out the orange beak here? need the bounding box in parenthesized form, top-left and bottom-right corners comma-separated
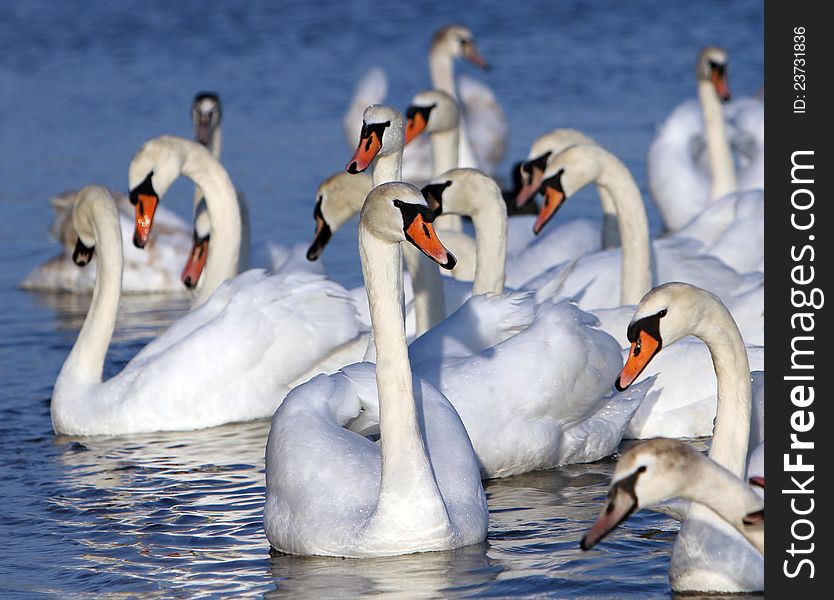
(405, 214, 456, 269)
(133, 193, 159, 248)
(711, 69, 731, 101)
(405, 112, 428, 145)
(181, 235, 210, 289)
(346, 131, 382, 173)
(616, 331, 662, 391)
(533, 186, 565, 235)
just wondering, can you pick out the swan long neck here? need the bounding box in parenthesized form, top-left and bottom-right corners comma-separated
(431, 127, 460, 177)
(428, 47, 455, 96)
(596, 185, 621, 249)
(595, 153, 652, 305)
(358, 229, 447, 516)
(372, 127, 445, 335)
(208, 125, 222, 159)
(402, 244, 446, 335)
(184, 148, 242, 306)
(372, 149, 403, 187)
(682, 459, 764, 554)
(698, 79, 737, 200)
(694, 304, 752, 477)
(59, 206, 123, 386)
(445, 176, 506, 295)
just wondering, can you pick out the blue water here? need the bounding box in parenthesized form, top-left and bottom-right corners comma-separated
(0, 0, 763, 597)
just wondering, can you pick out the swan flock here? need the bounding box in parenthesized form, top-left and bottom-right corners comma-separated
(32, 27, 765, 595)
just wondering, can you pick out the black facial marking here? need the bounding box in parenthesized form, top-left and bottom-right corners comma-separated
(539, 168, 565, 196)
(72, 239, 95, 267)
(393, 198, 436, 228)
(420, 180, 453, 215)
(625, 310, 666, 345)
(192, 230, 210, 247)
(306, 197, 332, 261)
(405, 103, 436, 124)
(708, 60, 726, 77)
(359, 120, 390, 145)
(129, 171, 156, 206)
(522, 152, 552, 180)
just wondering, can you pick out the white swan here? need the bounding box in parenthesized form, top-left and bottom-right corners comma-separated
(51, 186, 364, 436)
(345, 104, 447, 335)
(581, 437, 764, 556)
(647, 46, 764, 232)
(525, 142, 763, 346)
(264, 181, 487, 557)
(613, 282, 763, 592)
(513, 128, 620, 249)
(21, 93, 225, 294)
(343, 25, 508, 185)
(405, 92, 601, 289)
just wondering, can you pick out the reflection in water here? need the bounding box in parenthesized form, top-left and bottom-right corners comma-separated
(52, 420, 274, 596)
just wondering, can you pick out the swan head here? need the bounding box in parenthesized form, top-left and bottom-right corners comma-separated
(404, 89, 459, 144)
(616, 282, 724, 390)
(191, 91, 222, 146)
(306, 171, 373, 261)
(697, 45, 731, 102)
(128, 136, 191, 248)
(346, 105, 405, 174)
(515, 151, 551, 209)
(432, 25, 489, 70)
(420, 180, 453, 216)
(70, 186, 120, 266)
(180, 198, 211, 289)
(581, 438, 698, 550)
(532, 144, 602, 235)
(361, 181, 457, 270)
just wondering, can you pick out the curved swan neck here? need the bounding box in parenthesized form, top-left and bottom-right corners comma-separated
(442, 173, 506, 295)
(682, 459, 764, 554)
(58, 201, 122, 386)
(597, 186, 621, 249)
(698, 79, 737, 200)
(593, 151, 651, 305)
(183, 146, 242, 306)
(693, 303, 752, 477)
(208, 125, 222, 159)
(429, 47, 455, 96)
(358, 228, 446, 513)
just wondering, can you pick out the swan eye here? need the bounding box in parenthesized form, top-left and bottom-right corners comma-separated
(637, 465, 647, 473)
(658, 309, 667, 318)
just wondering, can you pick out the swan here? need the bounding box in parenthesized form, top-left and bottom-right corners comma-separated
(647, 46, 764, 232)
(525, 142, 763, 345)
(513, 128, 620, 249)
(613, 282, 763, 592)
(21, 93, 224, 294)
(51, 186, 364, 436)
(263, 181, 488, 557)
(405, 91, 601, 290)
(580, 437, 764, 556)
(343, 91, 651, 478)
(345, 104, 447, 335)
(343, 25, 508, 185)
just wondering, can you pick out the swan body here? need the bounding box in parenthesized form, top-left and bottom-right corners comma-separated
(527, 143, 763, 343)
(614, 283, 763, 592)
(581, 437, 764, 556)
(648, 46, 763, 232)
(51, 187, 363, 436)
(22, 93, 226, 295)
(264, 182, 487, 557)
